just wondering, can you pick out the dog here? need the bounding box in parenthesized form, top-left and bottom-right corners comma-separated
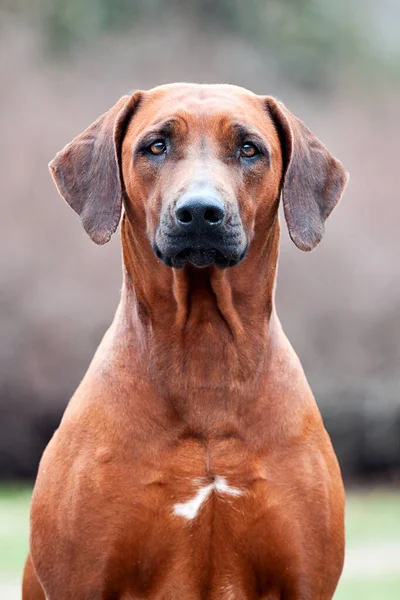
(23, 83, 348, 599)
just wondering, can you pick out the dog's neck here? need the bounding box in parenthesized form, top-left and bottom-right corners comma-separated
(113, 213, 281, 402)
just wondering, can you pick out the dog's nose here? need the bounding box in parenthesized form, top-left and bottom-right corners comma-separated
(175, 197, 225, 231)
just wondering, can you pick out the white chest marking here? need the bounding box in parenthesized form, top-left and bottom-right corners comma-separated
(173, 476, 243, 521)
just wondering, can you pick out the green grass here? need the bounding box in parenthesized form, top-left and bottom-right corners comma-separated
(337, 577, 400, 600)
(0, 484, 30, 577)
(0, 485, 399, 598)
(335, 488, 400, 599)
(345, 489, 400, 544)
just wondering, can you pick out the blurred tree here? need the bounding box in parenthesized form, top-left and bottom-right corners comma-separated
(0, 0, 395, 89)
(1, 0, 399, 482)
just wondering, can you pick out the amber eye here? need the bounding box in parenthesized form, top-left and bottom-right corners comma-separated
(240, 142, 259, 159)
(147, 140, 167, 156)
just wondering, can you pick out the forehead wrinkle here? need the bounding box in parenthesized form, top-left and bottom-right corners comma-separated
(136, 100, 276, 156)
(149, 87, 257, 123)
(141, 83, 271, 130)
(231, 122, 262, 138)
(145, 114, 189, 137)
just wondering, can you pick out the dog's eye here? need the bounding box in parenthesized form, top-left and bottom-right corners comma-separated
(240, 142, 259, 159)
(147, 140, 167, 156)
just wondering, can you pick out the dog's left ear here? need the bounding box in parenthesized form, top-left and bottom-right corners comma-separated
(266, 97, 349, 251)
(49, 93, 141, 245)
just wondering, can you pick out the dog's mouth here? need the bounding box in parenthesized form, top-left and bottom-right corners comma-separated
(153, 245, 248, 269)
(154, 217, 249, 269)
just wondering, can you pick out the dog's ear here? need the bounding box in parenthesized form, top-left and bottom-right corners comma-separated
(266, 97, 348, 251)
(49, 93, 141, 245)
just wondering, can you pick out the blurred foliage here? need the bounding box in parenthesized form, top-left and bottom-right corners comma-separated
(0, 0, 396, 89)
(0, 0, 399, 484)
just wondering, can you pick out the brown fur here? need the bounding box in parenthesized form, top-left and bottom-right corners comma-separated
(23, 83, 348, 599)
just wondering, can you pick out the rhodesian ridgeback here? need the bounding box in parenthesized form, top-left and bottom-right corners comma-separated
(23, 83, 348, 599)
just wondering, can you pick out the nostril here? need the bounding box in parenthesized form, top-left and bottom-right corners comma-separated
(176, 209, 193, 224)
(204, 207, 223, 225)
(175, 196, 225, 229)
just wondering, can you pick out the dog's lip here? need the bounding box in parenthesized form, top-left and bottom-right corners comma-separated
(153, 243, 248, 269)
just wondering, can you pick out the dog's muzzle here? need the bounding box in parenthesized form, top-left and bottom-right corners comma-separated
(153, 195, 248, 269)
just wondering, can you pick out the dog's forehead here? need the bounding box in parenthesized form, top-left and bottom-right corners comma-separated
(135, 83, 270, 132)
(147, 82, 257, 106)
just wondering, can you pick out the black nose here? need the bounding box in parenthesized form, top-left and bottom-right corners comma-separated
(175, 196, 225, 231)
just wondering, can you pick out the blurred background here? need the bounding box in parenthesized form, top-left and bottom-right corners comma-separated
(0, 0, 399, 597)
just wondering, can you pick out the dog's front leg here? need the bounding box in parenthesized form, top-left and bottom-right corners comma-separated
(22, 554, 46, 600)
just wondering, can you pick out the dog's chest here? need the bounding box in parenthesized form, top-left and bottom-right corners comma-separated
(95, 437, 304, 598)
(35, 426, 341, 599)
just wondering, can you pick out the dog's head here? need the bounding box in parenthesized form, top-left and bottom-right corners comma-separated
(50, 84, 348, 268)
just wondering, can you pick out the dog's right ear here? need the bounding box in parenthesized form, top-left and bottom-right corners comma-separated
(49, 93, 141, 245)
